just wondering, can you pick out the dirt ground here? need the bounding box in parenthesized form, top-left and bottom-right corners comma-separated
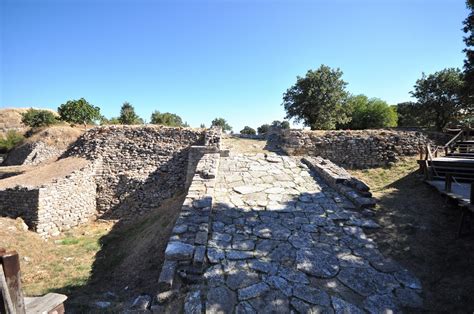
(222, 136, 270, 154)
(350, 159, 474, 313)
(57, 193, 186, 312)
(0, 217, 114, 297)
(0, 157, 88, 188)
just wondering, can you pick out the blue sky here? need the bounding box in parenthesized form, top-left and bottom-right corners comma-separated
(0, 0, 469, 131)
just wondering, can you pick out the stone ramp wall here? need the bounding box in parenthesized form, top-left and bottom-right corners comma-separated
(153, 151, 221, 312)
(280, 129, 433, 169)
(65, 125, 214, 219)
(0, 160, 99, 237)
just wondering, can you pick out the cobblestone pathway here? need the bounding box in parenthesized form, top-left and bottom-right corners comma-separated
(202, 153, 422, 313)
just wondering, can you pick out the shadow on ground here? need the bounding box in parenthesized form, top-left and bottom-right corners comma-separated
(49, 153, 193, 312)
(366, 171, 474, 312)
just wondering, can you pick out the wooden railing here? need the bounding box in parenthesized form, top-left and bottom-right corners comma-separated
(0, 249, 67, 314)
(0, 250, 25, 314)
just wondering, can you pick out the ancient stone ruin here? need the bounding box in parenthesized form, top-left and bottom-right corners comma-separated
(0, 126, 433, 312)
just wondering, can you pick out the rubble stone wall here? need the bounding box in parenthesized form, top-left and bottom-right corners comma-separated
(0, 188, 39, 227)
(2, 141, 64, 166)
(0, 161, 98, 237)
(65, 125, 217, 219)
(281, 129, 433, 168)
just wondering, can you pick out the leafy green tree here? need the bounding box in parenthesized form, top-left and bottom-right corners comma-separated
(58, 98, 101, 129)
(21, 108, 58, 128)
(200, 123, 206, 128)
(411, 68, 466, 130)
(462, 0, 474, 109)
(339, 95, 397, 129)
(240, 126, 256, 135)
(211, 118, 232, 132)
(396, 102, 423, 127)
(0, 130, 24, 153)
(150, 111, 187, 127)
(118, 102, 142, 125)
(282, 65, 350, 130)
(271, 120, 290, 129)
(280, 121, 290, 129)
(257, 124, 271, 135)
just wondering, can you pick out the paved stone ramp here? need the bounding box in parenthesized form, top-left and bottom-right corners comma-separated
(199, 153, 422, 313)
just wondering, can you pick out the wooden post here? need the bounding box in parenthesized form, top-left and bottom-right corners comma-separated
(471, 183, 474, 204)
(445, 174, 452, 193)
(0, 251, 25, 314)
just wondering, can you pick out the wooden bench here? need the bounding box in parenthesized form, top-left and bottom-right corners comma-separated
(0, 250, 67, 314)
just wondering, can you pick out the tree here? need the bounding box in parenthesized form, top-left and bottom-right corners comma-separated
(150, 111, 187, 127)
(211, 118, 232, 132)
(200, 123, 206, 128)
(338, 95, 397, 129)
(411, 68, 466, 130)
(118, 102, 142, 125)
(271, 120, 290, 129)
(240, 126, 256, 135)
(58, 98, 101, 129)
(396, 102, 423, 127)
(21, 108, 57, 128)
(462, 0, 474, 110)
(282, 65, 350, 130)
(257, 124, 271, 135)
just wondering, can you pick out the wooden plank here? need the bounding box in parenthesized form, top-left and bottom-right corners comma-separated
(25, 293, 67, 314)
(0, 251, 25, 314)
(0, 267, 15, 314)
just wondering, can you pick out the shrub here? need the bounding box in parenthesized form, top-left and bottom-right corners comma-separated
(211, 118, 232, 132)
(240, 126, 256, 135)
(21, 109, 57, 128)
(150, 111, 187, 127)
(339, 95, 398, 129)
(0, 130, 25, 153)
(257, 124, 271, 134)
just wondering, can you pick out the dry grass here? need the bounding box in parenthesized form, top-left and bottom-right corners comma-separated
(349, 157, 474, 312)
(348, 157, 419, 194)
(24, 126, 85, 150)
(0, 217, 114, 297)
(222, 136, 270, 154)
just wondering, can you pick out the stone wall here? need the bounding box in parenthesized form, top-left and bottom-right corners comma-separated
(0, 188, 39, 227)
(281, 129, 433, 168)
(65, 125, 214, 219)
(0, 160, 98, 237)
(157, 151, 221, 306)
(2, 141, 64, 166)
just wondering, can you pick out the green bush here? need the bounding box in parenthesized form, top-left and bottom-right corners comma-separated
(339, 95, 397, 129)
(21, 109, 57, 128)
(240, 126, 256, 135)
(257, 124, 271, 134)
(0, 130, 25, 153)
(150, 111, 187, 127)
(211, 118, 232, 132)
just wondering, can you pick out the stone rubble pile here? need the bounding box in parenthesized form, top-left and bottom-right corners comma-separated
(281, 129, 432, 168)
